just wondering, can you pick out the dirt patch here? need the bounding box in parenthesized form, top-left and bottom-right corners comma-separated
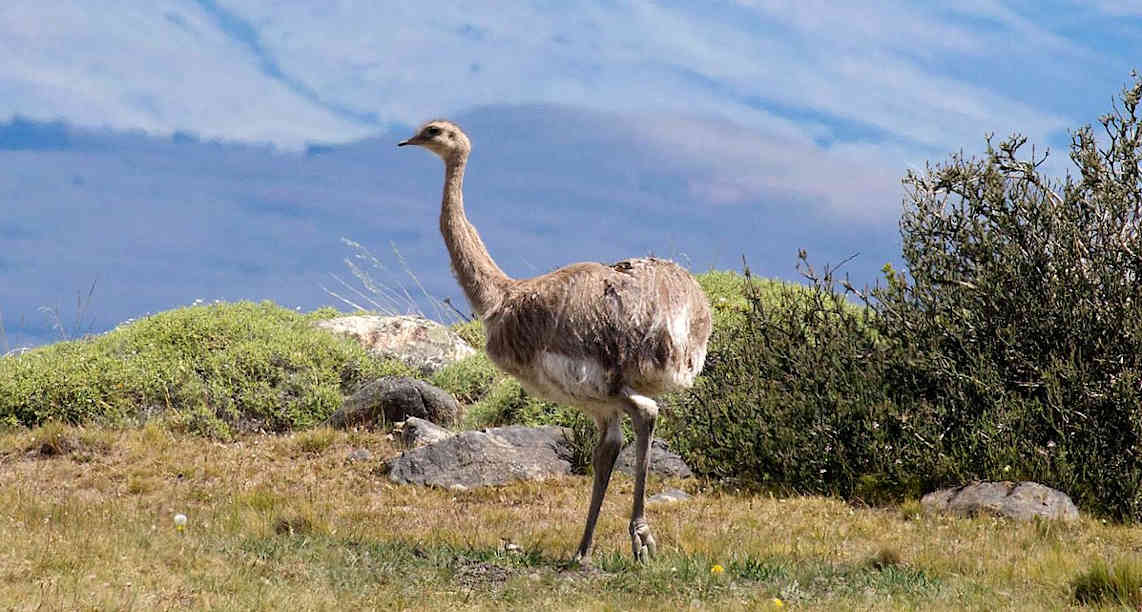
(452, 559, 515, 590)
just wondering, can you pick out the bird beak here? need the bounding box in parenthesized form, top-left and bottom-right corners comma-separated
(397, 137, 416, 147)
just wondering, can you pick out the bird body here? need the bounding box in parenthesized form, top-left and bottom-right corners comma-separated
(484, 257, 710, 420)
(399, 119, 711, 564)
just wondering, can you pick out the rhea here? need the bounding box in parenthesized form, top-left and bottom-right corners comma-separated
(398, 120, 712, 563)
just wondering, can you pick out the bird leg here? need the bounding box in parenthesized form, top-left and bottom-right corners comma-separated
(573, 415, 622, 565)
(626, 394, 659, 563)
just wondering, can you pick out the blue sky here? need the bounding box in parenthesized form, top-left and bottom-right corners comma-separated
(1, 1, 1140, 348)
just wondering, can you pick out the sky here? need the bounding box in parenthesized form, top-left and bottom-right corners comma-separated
(1, 1, 1140, 349)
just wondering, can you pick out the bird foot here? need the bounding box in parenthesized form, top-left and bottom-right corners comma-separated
(571, 551, 592, 567)
(630, 518, 657, 563)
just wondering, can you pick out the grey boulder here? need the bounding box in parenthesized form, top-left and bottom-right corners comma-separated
(326, 376, 462, 429)
(384, 425, 574, 489)
(616, 438, 693, 479)
(921, 481, 1079, 521)
(385, 425, 695, 490)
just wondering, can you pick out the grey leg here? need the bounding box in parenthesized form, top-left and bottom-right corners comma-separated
(626, 394, 659, 562)
(573, 415, 622, 565)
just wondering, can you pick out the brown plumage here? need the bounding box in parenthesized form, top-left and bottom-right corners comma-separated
(399, 119, 711, 564)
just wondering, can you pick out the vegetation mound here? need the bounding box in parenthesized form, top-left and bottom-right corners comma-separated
(0, 301, 413, 437)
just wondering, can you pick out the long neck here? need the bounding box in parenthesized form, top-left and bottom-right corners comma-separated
(440, 154, 510, 318)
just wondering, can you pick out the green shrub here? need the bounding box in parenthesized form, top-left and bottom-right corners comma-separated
(0, 301, 413, 437)
(869, 75, 1142, 519)
(463, 377, 563, 429)
(450, 319, 486, 350)
(664, 264, 936, 502)
(665, 74, 1142, 519)
(430, 353, 499, 405)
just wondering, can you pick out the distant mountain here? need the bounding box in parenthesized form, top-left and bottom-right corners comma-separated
(0, 107, 902, 349)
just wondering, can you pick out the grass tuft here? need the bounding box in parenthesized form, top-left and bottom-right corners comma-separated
(1072, 559, 1142, 607)
(867, 547, 904, 570)
(273, 513, 318, 536)
(21, 422, 114, 461)
(289, 427, 338, 455)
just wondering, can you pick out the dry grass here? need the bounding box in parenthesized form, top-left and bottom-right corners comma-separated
(2, 424, 1141, 611)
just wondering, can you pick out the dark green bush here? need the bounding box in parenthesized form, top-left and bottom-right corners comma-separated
(870, 74, 1142, 519)
(666, 74, 1142, 518)
(664, 264, 942, 502)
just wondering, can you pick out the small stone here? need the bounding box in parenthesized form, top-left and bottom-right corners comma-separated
(347, 448, 372, 462)
(648, 489, 692, 504)
(401, 417, 455, 448)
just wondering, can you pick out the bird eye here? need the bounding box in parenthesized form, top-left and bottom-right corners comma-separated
(424, 126, 441, 137)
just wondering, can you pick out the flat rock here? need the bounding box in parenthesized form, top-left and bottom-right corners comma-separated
(648, 489, 692, 504)
(385, 425, 574, 488)
(399, 417, 455, 448)
(616, 438, 693, 479)
(316, 314, 476, 375)
(921, 481, 1079, 521)
(326, 376, 462, 429)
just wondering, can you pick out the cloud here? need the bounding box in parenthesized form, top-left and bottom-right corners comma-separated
(3, 2, 1102, 147)
(0, 1, 373, 147)
(1084, 0, 1142, 16)
(627, 114, 909, 219)
(218, 1, 1093, 147)
(2, 1, 1131, 210)
(193, 0, 1120, 215)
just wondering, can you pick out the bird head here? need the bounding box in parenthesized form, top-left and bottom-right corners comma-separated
(398, 119, 470, 161)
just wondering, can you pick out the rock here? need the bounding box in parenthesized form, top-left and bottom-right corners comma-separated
(615, 438, 694, 479)
(648, 489, 692, 504)
(326, 377, 462, 429)
(399, 417, 455, 448)
(385, 425, 574, 488)
(315, 314, 476, 374)
(3, 347, 32, 358)
(346, 448, 372, 462)
(921, 481, 1079, 521)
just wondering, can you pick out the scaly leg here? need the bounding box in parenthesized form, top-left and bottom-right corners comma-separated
(573, 415, 622, 565)
(626, 393, 659, 563)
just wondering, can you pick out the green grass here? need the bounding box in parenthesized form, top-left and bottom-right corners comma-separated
(1072, 559, 1142, 607)
(1, 423, 1139, 610)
